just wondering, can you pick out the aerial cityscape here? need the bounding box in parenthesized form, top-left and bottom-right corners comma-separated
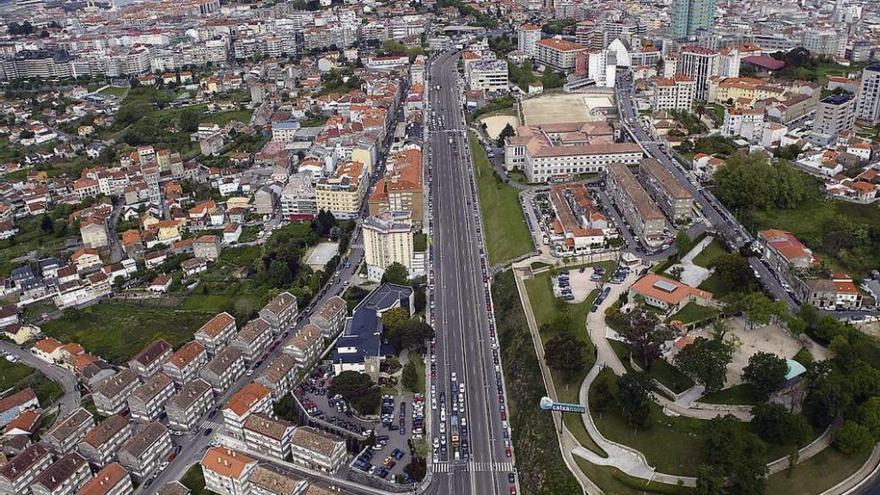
(0, 0, 878, 494)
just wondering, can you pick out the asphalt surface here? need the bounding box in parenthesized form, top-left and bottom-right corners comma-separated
(423, 50, 514, 495)
(0, 341, 81, 418)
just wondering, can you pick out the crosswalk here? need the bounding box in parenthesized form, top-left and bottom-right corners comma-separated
(433, 461, 515, 473)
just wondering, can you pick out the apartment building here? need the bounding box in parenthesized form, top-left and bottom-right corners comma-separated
(315, 161, 367, 220)
(362, 211, 414, 283)
(815, 93, 857, 137)
(200, 447, 257, 495)
(310, 296, 347, 338)
(368, 150, 424, 229)
(670, 0, 717, 38)
(722, 108, 766, 143)
(857, 64, 880, 124)
(231, 318, 272, 364)
(281, 172, 317, 220)
(222, 383, 272, 439)
(117, 422, 172, 481)
(93, 369, 140, 416)
(289, 427, 347, 473)
(128, 339, 173, 379)
(468, 59, 509, 93)
(649, 76, 696, 111)
(535, 38, 586, 72)
(255, 354, 298, 400)
(676, 46, 719, 101)
(199, 346, 245, 393)
(162, 340, 208, 384)
(242, 413, 296, 460)
(31, 453, 91, 495)
(195, 312, 237, 355)
(0, 442, 52, 495)
(74, 463, 132, 495)
(166, 379, 214, 432)
(605, 163, 666, 248)
(45, 408, 95, 454)
(247, 465, 308, 495)
(637, 159, 694, 223)
(78, 415, 133, 467)
(285, 323, 324, 369)
(128, 372, 175, 423)
(258, 292, 299, 334)
(517, 24, 542, 58)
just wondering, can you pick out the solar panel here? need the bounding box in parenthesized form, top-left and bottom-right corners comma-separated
(652, 280, 678, 293)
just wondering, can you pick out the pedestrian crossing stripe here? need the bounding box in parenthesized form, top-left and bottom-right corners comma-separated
(432, 462, 515, 472)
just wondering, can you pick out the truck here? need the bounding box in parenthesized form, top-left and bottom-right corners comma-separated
(450, 414, 460, 448)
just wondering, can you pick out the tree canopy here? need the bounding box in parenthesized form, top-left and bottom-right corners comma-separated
(617, 306, 674, 370)
(713, 153, 810, 213)
(675, 336, 734, 393)
(544, 333, 588, 382)
(742, 352, 789, 398)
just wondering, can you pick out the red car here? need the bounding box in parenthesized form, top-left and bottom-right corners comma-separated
(505, 447, 512, 458)
(510, 486, 517, 495)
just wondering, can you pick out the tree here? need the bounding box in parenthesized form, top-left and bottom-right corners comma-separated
(835, 420, 874, 455)
(617, 306, 674, 369)
(329, 371, 380, 415)
(711, 253, 754, 292)
(496, 123, 515, 147)
(751, 403, 812, 446)
(695, 464, 726, 495)
(590, 370, 618, 414)
(402, 360, 419, 392)
(404, 456, 427, 481)
(733, 292, 788, 329)
(675, 230, 692, 254)
(617, 372, 652, 428)
(179, 107, 201, 133)
(858, 397, 880, 440)
(544, 333, 588, 382)
(382, 262, 409, 285)
(386, 319, 435, 352)
(267, 259, 293, 288)
(40, 214, 54, 233)
(703, 416, 768, 495)
(381, 307, 410, 333)
(675, 336, 734, 392)
(743, 352, 789, 398)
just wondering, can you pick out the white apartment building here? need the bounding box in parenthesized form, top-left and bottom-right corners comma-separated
(676, 46, 719, 101)
(281, 173, 317, 219)
(857, 64, 880, 124)
(362, 211, 414, 282)
(816, 93, 857, 136)
(199, 346, 246, 394)
(195, 312, 237, 355)
(117, 422, 172, 481)
(535, 38, 586, 72)
(468, 59, 509, 93)
(74, 463, 132, 495)
(587, 50, 617, 88)
(289, 427, 347, 473)
(44, 408, 95, 454)
(650, 76, 695, 111)
(231, 318, 272, 365)
(243, 413, 296, 460)
(31, 453, 91, 495)
(284, 323, 324, 369)
(309, 296, 347, 338)
(0, 443, 52, 495)
(166, 379, 214, 432)
(93, 369, 140, 416)
(201, 448, 257, 495)
(605, 163, 666, 248)
(315, 161, 367, 220)
(128, 372, 176, 423)
(78, 414, 133, 466)
(255, 354, 298, 401)
(162, 340, 209, 384)
(128, 339, 173, 379)
(259, 292, 299, 334)
(722, 108, 766, 143)
(222, 383, 272, 439)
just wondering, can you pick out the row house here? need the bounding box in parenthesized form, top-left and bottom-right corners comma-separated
(93, 369, 140, 416)
(255, 354, 298, 401)
(74, 463, 132, 495)
(163, 340, 208, 384)
(0, 442, 53, 495)
(31, 452, 91, 495)
(221, 383, 272, 439)
(195, 312, 237, 355)
(242, 414, 296, 461)
(199, 346, 245, 394)
(289, 427, 347, 473)
(166, 379, 214, 432)
(258, 292, 298, 334)
(309, 296, 346, 338)
(78, 414, 133, 467)
(128, 339, 173, 379)
(284, 323, 323, 369)
(231, 318, 272, 365)
(118, 422, 172, 481)
(128, 372, 175, 423)
(45, 408, 95, 454)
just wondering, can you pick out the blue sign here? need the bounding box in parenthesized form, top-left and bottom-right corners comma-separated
(539, 396, 586, 414)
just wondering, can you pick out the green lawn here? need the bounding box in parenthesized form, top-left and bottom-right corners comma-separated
(698, 383, 763, 406)
(575, 458, 691, 495)
(98, 86, 127, 97)
(204, 109, 252, 126)
(564, 412, 606, 456)
(238, 225, 261, 243)
(669, 302, 719, 324)
(0, 360, 63, 407)
(470, 131, 533, 265)
(42, 303, 212, 364)
(0, 214, 79, 277)
(691, 239, 727, 268)
(181, 464, 209, 495)
(413, 232, 428, 252)
(608, 339, 693, 394)
(765, 446, 870, 495)
(751, 197, 880, 275)
(410, 353, 426, 394)
(698, 272, 732, 297)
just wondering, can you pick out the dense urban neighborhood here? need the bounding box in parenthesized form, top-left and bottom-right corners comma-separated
(0, 0, 878, 494)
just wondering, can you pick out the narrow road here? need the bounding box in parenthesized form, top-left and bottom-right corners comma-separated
(0, 341, 81, 418)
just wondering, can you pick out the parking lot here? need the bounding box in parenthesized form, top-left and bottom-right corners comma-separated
(295, 364, 425, 484)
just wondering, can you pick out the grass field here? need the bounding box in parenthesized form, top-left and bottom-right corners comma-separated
(43, 303, 213, 363)
(764, 446, 870, 495)
(608, 339, 694, 394)
(669, 302, 719, 324)
(470, 131, 533, 265)
(564, 412, 606, 456)
(0, 214, 79, 277)
(181, 464, 209, 495)
(575, 458, 691, 495)
(410, 353, 426, 394)
(98, 86, 127, 97)
(204, 109, 252, 126)
(691, 239, 727, 268)
(698, 383, 763, 406)
(0, 360, 63, 406)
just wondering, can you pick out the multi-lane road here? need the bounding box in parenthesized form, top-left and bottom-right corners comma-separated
(424, 50, 515, 495)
